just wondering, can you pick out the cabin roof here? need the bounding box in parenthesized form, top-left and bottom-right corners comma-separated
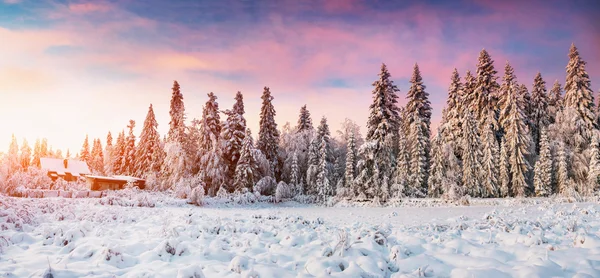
(40, 157, 90, 175)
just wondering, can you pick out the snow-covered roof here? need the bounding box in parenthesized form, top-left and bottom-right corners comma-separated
(40, 157, 91, 175)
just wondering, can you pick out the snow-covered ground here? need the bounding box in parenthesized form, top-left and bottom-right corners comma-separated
(2, 193, 600, 277)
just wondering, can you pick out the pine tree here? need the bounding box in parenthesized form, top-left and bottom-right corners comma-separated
(112, 130, 126, 175)
(316, 135, 332, 200)
(586, 133, 600, 195)
(461, 112, 483, 197)
(367, 63, 401, 143)
(480, 116, 499, 197)
(234, 129, 259, 192)
(534, 128, 553, 196)
(473, 49, 500, 131)
(498, 62, 519, 135)
(198, 92, 226, 195)
(463, 70, 476, 115)
(32, 138, 41, 168)
(168, 80, 186, 144)
(7, 134, 19, 174)
(392, 126, 410, 198)
(297, 105, 313, 132)
(122, 120, 137, 175)
(499, 138, 510, 197)
(530, 72, 549, 154)
(556, 141, 570, 195)
(40, 138, 48, 158)
(306, 137, 320, 195)
(19, 138, 31, 170)
(221, 92, 247, 189)
(91, 139, 104, 174)
(290, 152, 300, 187)
(405, 64, 432, 136)
(548, 80, 563, 124)
(408, 112, 428, 197)
(344, 131, 357, 188)
(443, 69, 464, 149)
(257, 87, 280, 177)
(135, 104, 163, 178)
(427, 131, 444, 197)
(104, 132, 114, 175)
(80, 135, 91, 166)
(564, 43, 595, 134)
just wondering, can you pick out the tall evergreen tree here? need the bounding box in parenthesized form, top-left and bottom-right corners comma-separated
(344, 131, 357, 189)
(392, 126, 410, 198)
(297, 105, 313, 132)
(19, 138, 31, 170)
(404, 63, 432, 139)
(548, 80, 563, 124)
(407, 112, 428, 197)
(221, 92, 247, 189)
(586, 133, 600, 195)
(32, 138, 41, 168)
(104, 132, 114, 175)
(167, 80, 186, 144)
(257, 87, 280, 177)
(556, 141, 570, 195)
(366, 63, 401, 143)
(7, 134, 19, 174)
(316, 135, 332, 200)
(564, 43, 595, 134)
(534, 128, 553, 196)
(499, 137, 511, 197)
(198, 92, 225, 195)
(427, 131, 444, 198)
(80, 135, 91, 166)
(122, 120, 137, 175)
(40, 138, 48, 158)
(91, 139, 104, 174)
(443, 69, 464, 149)
(473, 49, 500, 131)
(530, 73, 549, 154)
(234, 129, 259, 192)
(461, 112, 483, 197)
(135, 104, 163, 178)
(463, 70, 476, 116)
(290, 151, 300, 187)
(112, 130, 126, 175)
(480, 115, 499, 197)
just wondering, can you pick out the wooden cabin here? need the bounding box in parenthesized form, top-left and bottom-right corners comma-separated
(40, 158, 90, 182)
(85, 175, 146, 191)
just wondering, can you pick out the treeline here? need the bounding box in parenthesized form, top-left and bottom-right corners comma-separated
(1, 43, 597, 202)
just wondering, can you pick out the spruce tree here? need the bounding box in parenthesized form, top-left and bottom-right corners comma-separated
(366, 63, 401, 143)
(556, 141, 570, 195)
(392, 126, 410, 198)
(344, 131, 357, 188)
(40, 138, 48, 158)
(427, 131, 444, 198)
(122, 120, 137, 175)
(32, 138, 41, 168)
(586, 133, 600, 195)
(405, 64, 432, 136)
(461, 112, 483, 197)
(135, 104, 163, 178)
(564, 43, 595, 134)
(499, 137, 510, 197)
(234, 129, 259, 192)
(112, 131, 126, 175)
(480, 116, 499, 197)
(167, 80, 186, 144)
(306, 138, 320, 195)
(7, 134, 19, 174)
(408, 112, 428, 197)
(473, 49, 500, 131)
(290, 151, 300, 187)
(198, 92, 226, 195)
(91, 139, 104, 174)
(498, 62, 519, 135)
(80, 135, 91, 166)
(221, 92, 247, 188)
(463, 70, 476, 115)
(443, 69, 464, 149)
(297, 105, 313, 132)
(104, 132, 113, 175)
(316, 135, 332, 200)
(534, 128, 553, 196)
(548, 80, 563, 124)
(530, 72, 549, 154)
(19, 139, 31, 170)
(257, 87, 280, 177)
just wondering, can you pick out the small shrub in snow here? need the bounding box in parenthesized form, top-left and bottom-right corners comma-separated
(190, 185, 205, 206)
(229, 255, 249, 273)
(254, 176, 276, 196)
(2, 167, 52, 195)
(275, 181, 294, 202)
(176, 265, 206, 278)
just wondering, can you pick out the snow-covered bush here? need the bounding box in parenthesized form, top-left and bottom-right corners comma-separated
(254, 176, 276, 196)
(275, 181, 294, 202)
(173, 175, 204, 199)
(2, 167, 52, 195)
(190, 185, 205, 206)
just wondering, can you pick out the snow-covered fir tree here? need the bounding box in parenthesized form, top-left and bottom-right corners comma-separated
(305, 137, 320, 195)
(112, 131, 126, 175)
(197, 92, 226, 195)
(442, 69, 464, 151)
(392, 125, 410, 198)
(257, 87, 280, 178)
(40, 138, 48, 158)
(80, 135, 91, 166)
(405, 64, 432, 135)
(19, 139, 31, 170)
(407, 112, 428, 197)
(297, 105, 313, 132)
(499, 137, 510, 197)
(548, 80, 563, 124)
(586, 133, 600, 195)
(135, 104, 163, 178)
(344, 131, 357, 189)
(498, 62, 519, 135)
(32, 138, 41, 168)
(534, 128, 553, 196)
(7, 135, 19, 174)
(556, 141, 571, 195)
(461, 112, 483, 197)
(480, 115, 499, 197)
(234, 129, 259, 192)
(367, 63, 401, 145)
(104, 132, 113, 175)
(462, 70, 476, 115)
(564, 43, 595, 136)
(90, 138, 104, 174)
(290, 151, 300, 188)
(167, 80, 186, 144)
(122, 120, 137, 175)
(501, 62, 532, 197)
(427, 131, 444, 198)
(221, 92, 247, 189)
(316, 135, 332, 201)
(530, 72, 549, 154)
(473, 49, 500, 131)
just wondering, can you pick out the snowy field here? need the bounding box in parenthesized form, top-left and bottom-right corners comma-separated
(2, 194, 600, 277)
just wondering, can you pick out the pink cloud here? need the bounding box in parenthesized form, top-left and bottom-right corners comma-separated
(68, 2, 111, 13)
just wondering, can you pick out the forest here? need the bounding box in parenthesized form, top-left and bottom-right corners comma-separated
(0, 43, 596, 204)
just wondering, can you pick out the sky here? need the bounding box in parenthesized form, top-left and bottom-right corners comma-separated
(0, 0, 598, 154)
